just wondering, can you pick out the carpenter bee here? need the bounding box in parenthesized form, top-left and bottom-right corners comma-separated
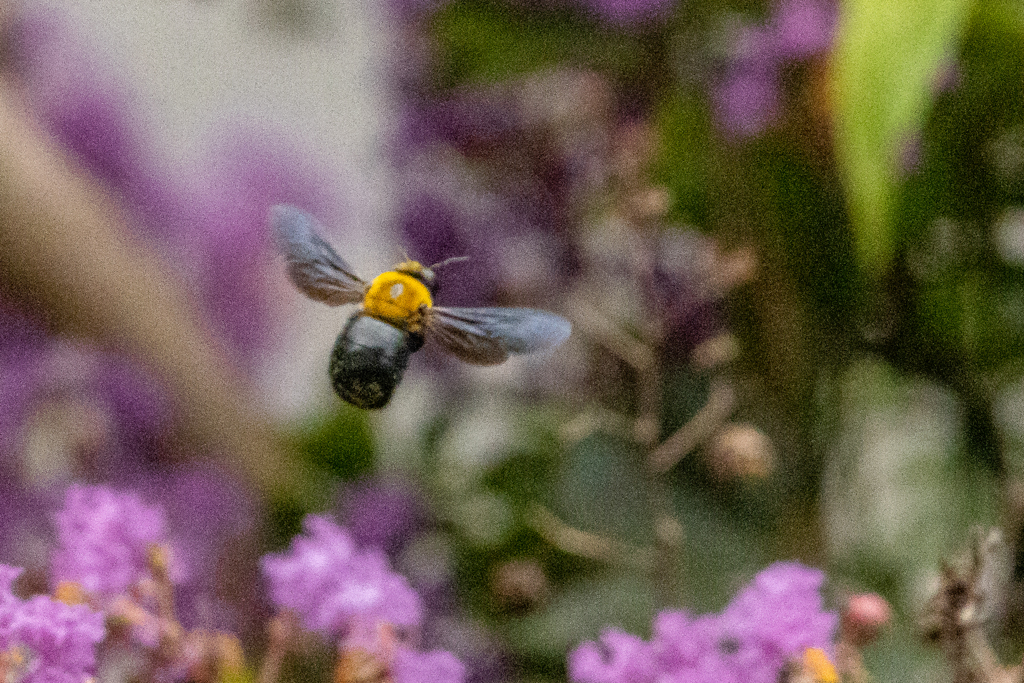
(271, 205, 572, 409)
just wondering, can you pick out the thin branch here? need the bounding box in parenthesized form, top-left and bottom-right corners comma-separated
(965, 629, 1010, 683)
(647, 380, 737, 474)
(526, 503, 654, 571)
(0, 82, 316, 498)
(567, 293, 657, 372)
(148, 545, 183, 671)
(257, 612, 298, 683)
(559, 407, 632, 444)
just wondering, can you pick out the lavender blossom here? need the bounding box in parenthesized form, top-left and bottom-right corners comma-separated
(644, 231, 731, 361)
(137, 464, 257, 579)
(714, 0, 836, 138)
(340, 478, 425, 552)
(393, 646, 467, 683)
(0, 564, 106, 683)
(261, 515, 423, 637)
(772, 0, 835, 59)
(131, 463, 260, 634)
(569, 629, 658, 683)
(713, 60, 782, 139)
(569, 562, 837, 683)
(396, 73, 604, 309)
(50, 484, 184, 605)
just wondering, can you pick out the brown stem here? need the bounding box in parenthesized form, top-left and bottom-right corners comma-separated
(148, 545, 183, 671)
(257, 612, 298, 683)
(0, 81, 314, 498)
(526, 503, 654, 570)
(631, 258, 686, 608)
(647, 380, 737, 474)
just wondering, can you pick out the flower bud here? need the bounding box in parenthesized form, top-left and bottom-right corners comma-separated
(491, 558, 550, 612)
(708, 423, 775, 480)
(841, 593, 892, 646)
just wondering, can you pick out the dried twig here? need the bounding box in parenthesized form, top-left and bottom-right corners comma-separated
(647, 380, 737, 474)
(526, 503, 654, 571)
(257, 612, 298, 683)
(567, 293, 658, 372)
(0, 81, 313, 498)
(921, 528, 1017, 683)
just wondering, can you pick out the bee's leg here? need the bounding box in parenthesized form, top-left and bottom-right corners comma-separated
(406, 305, 428, 352)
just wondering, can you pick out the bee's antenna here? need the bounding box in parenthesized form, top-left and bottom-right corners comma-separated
(428, 255, 470, 270)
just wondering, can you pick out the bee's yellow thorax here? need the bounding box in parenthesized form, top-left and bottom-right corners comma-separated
(363, 270, 432, 330)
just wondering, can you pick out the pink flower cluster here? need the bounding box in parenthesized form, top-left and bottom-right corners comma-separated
(261, 514, 465, 683)
(570, 562, 837, 683)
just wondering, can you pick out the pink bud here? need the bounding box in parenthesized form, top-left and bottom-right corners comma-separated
(842, 593, 892, 646)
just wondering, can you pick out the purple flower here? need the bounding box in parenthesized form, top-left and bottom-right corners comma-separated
(643, 232, 730, 360)
(569, 629, 658, 683)
(261, 515, 423, 637)
(714, 0, 836, 138)
(340, 479, 424, 552)
(129, 463, 260, 633)
(715, 562, 837, 677)
(137, 464, 257, 577)
(396, 81, 592, 309)
(0, 564, 106, 683)
(773, 0, 836, 59)
(651, 611, 721, 672)
(393, 646, 467, 683)
(50, 484, 184, 605)
(396, 186, 502, 308)
(713, 64, 782, 139)
(337, 622, 467, 683)
(569, 562, 837, 683)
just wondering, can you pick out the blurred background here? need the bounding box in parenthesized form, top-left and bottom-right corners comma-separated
(0, 0, 1022, 680)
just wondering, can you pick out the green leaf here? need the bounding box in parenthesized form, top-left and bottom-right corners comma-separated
(831, 0, 975, 274)
(293, 407, 374, 480)
(505, 571, 655, 660)
(553, 434, 653, 545)
(651, 93, 714, 225)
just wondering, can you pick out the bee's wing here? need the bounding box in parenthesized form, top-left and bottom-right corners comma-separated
(425, 306, 571, 366)
(270, 205, 367, 306)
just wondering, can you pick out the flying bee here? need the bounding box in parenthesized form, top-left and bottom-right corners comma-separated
(270, 205, 572, 409)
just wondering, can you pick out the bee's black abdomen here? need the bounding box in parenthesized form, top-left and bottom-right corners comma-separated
(330, 314, 412, 409)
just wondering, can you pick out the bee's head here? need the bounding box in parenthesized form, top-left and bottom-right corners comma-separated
(395, 259, 437, 293)
(395, 255, 468, 295)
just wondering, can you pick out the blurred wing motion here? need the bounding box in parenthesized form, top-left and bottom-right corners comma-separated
(425, 306, 571, 365)
(270, 204, 367, 306)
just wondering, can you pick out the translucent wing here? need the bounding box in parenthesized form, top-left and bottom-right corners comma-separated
(425, 306, 571, 366)
(270, 204, 367, 306)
